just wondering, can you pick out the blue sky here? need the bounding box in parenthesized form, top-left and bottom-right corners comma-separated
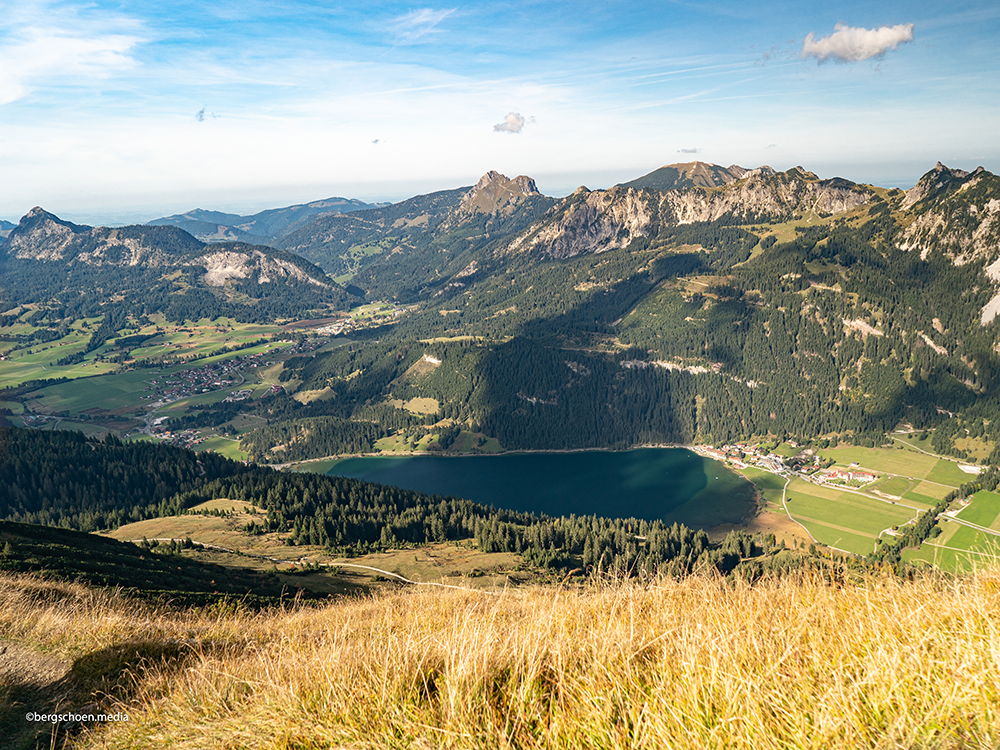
(1, 0, 998, 223)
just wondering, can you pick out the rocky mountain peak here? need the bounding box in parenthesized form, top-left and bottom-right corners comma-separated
(743, 165, 777, 181)
(4, 207, 91, 261)
(456, 171, 541, 216)
(902, 162, 975, 210)
(504, 161, 873, 260)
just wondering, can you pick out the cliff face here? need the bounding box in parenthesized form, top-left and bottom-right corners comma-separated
(503, 167, 873, 259)
(896, 164, 1000, 265)
(199, 248, 331, 288)
(504, 187, 656, 259)
(4, 208, 91, 261)
(439, 171, 546, 230)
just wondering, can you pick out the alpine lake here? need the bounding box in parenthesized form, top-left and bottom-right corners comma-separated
(326, 448, 755, 529)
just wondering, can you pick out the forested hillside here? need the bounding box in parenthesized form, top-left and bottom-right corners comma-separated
(0, 427, 791, 578)
(184, 161, 1000, 462)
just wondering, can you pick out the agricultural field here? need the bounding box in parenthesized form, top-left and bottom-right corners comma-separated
(955, 490, 1000, 529)
(737, 467, 787, 507)
(19, 340, 291, 418)
(868, 476, 944, 508)
(905, 519, 1000, 572)
(817, 445, 971, 488)
(0, 314, 285, 388)
(783, 478, 917, 555)
(23, 369, 155, 415)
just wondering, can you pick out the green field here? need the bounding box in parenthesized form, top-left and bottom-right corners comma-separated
(769, 442, 801, 458)
(25, 369, 153, 414)
(194, 436, 248, 461)
(783, 479, 916, 555)
(819, 446, 937, 476)
(21, 341, 292, 418)
(818, 446, 969, 489)
(737, 467, 787, 509)
(906, 520, 1000, 572)
(925, 460, 978, 487)
(0, 316, 284, 388)
(872, 476, 914, 496)
(957, 490, 1000, 528)
(900, 491, 940, 508)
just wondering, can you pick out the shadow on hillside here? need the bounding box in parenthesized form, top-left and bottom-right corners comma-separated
(1, 639, 202, 750)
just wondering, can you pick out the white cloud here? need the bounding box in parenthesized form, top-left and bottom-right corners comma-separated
(677, 147, 700, 154)
(0, 5, 143, 106)
(390, 8, 455, 44)
(493, 111, 525, 133)
(801, 22, 914, 63)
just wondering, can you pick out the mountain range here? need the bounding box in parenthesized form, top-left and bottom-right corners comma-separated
(6, 159, 1000, 460)
(0, 207, 358, 323)
(147, 196, 389, 244)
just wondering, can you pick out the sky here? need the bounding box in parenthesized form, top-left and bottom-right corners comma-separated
(1, 0, 998, 224)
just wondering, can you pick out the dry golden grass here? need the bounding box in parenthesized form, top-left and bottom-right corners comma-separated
(5, 569, 1000, 749)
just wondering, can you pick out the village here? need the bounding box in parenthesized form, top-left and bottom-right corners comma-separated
(692, 442, 879, 488)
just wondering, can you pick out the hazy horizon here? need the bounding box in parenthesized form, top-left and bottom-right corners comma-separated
(3, 0, 998, 224)
(0, 159, 973, 227)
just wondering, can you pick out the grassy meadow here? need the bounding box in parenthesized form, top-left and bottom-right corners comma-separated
(104, 499, 524, 594)
(5, 567, 1000, 750)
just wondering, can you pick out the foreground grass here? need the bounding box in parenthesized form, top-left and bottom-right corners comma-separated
(4, 569, 1000, 749)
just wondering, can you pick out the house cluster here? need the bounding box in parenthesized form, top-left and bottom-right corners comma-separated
(816, 467, 878, 486)
(145, 361, 241, 402)
(694, 443, 786, 473)
(314, 319, 350, 336)
(149, 426, 205, 449)
(223, 389, 253, 403)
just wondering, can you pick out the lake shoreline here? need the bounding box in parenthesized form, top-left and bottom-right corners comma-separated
(307, 447, 757, 530)
(277, 443, 702, 468)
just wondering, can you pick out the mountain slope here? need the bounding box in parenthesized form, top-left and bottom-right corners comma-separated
(275, 172, 557, 300)
(235, 161, 1000, 464)
(0, 208, 357, 321)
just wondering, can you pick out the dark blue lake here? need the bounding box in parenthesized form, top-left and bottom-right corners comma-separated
(327, 448, 754, 528)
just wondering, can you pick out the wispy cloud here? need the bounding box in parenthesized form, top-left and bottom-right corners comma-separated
(0, 3, 143, 106)
(677, 147, 700, 154)
(801, 22, 914, 63)
(493, 111, 525, 133)
(390, 8, 456, 45)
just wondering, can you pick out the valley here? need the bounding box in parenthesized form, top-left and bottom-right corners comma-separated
(6, 158, 1000, 586)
